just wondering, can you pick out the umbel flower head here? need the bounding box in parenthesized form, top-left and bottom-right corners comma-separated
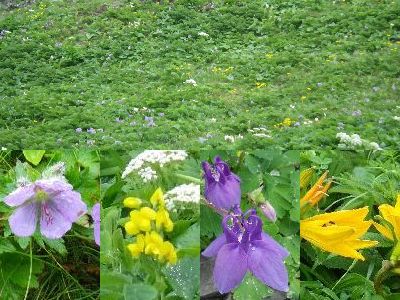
(202, 156, 241, 210)
(92, 203, 100, 246)
(300, 207, 378, 260)
(374, 194, 400, 241)
(4, 167, 87, 239)
(202, 207, 289, 293)
(124, 188, 177, 264)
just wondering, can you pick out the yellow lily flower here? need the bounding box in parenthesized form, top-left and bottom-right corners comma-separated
(300, 207, 378, 260)
(374, 194, 400, 241)
(300, 171, 332, 211)
(300, 167, 315, 189)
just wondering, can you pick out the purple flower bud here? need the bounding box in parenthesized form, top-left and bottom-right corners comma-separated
(260, 202, 277, 222)
(202, 156, 241, 210)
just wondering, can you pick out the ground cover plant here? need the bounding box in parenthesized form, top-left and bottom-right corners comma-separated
(0, 150, 100, 300)
(300, 150, 400, 299)
(200, 150, 300, 299)
(0, 0, 399, 149)
(100, 150, 200, 300)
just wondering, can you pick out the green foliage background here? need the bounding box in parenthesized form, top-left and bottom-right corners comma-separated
(200, 150, 300, 300)
(0, 150, 100, 300)
(0, 0, 399, 148)
(300, 150, 400, 300)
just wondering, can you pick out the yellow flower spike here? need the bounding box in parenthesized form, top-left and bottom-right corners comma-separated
(300, 171, 332, 211)
(125, 221, 140, 235)
(130, 210, 152, 232)
(156, 208, 174, 232)
(127, 235, 145, 258)
(159, 241, 177, 264)
(300, 167, 315, 189)
(150, 188, 165, 208)
(374, 194, 400, 241)
(300, 207, 378, 260)
(164, 218, 174, 232)
(123, 197, 142, 208)
(140, 207, 157, 220)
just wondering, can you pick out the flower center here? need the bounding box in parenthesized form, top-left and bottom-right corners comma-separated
(210, 167, 221, 182)
(35, 190, 49, 202)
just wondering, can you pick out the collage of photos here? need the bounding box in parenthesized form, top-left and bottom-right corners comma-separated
(0, 150, 399, 299)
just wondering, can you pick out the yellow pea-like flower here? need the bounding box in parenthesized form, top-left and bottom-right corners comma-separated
(156, 208, 174, 232)
(125, 221, 139, 235)
(150, 187, 165, 208)
(140, 207, 157, 220)
(127, 234, 145, 258)
(130, 210, 152, 232)
(160, 241, 177, 264)
(123, 197, 142, 208)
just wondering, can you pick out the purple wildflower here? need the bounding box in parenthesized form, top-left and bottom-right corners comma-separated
(4, 178, 87, 239)
(351, 110, 362, 117)
(115, 117, 123, 123)
(92, 203, 100, 246)
(75, 128, 82, 133)
(202, 156, 241, 210)
(202, 209, 289, 293)
(87, 128, 96, 134)
(144, 116, 156, 127)
(260, 202, 277, 222)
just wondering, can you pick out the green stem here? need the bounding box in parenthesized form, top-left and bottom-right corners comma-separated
(374, 260, 393, 294)
(23, 239, 33, 300)
(174, 173, 202, 184)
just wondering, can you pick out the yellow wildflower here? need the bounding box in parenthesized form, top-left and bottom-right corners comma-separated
(150, 187, 165, 207)
(125, 220, 140, 235)
(300, 167, 315, 189)
(127, 234, 145, 258)
(123, 197, 142, 208)
(282, 117, 292, 127)
(374, 194, 400, 241)
(130, 210, 152, 232)
(300, 171, 332, 211)
(301, 96, 307, 101)
(156, 208, 174, 232)
(300, 207, 378, 260)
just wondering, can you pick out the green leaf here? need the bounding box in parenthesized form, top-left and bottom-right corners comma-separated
(123, 283, 158, 300)
(233, 273, 272, 300)
(163, 257, 200, 300)
(174, 223, 200, 257)
(23, 150, 46, 165)
(43, 237, 67, 256)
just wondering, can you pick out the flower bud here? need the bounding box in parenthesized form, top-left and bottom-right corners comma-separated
(260, 201, 277, 222)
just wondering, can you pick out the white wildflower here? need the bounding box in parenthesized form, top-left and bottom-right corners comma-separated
(184, 79, 197, 86)
(198, 32, 209, 37)
(164, 184, 200, 211)
(122, 150, 188, 180)
(270, 170, 280, 177)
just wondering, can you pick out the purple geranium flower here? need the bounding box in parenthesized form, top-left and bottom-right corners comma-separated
(92, 203, 100, 246)
(202, 156, 241, 210)
(202, 209, 289, 293)
(4, 178, 87, 239)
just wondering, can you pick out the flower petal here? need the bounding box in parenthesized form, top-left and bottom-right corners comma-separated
(40, 203, 72, 239)
(202, 234, 226, 257)
(214, 243, 247, 293)
(35, 179, 72, 196)
(261, 233, 289, 258)
(51, 191, 87, 222)
(9, 202, 38, 237)
(4, 184, 35, 207)
(94, 221, 100, 246)
(248, 240, 289, 292)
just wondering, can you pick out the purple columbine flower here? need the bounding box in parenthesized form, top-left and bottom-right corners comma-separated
(4, 178, 87, 239)
(92, 203, 100, 246)
(202, 209, 289, 293)
(202, 156, 241, 210)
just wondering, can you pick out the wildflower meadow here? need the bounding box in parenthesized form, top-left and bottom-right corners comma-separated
(0, 150, 100, 299)
(1, 0, 399, 149)
(300, 150, 400, 299)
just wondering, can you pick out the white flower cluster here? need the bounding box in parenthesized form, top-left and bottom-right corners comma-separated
(198, 31, 209, 37)
(336, 132, 382, 150)
(122, 150, 188, 180)
(184, 79, 197, 86)
(224, 134, 243, 143)
(164, 183, 200, 211)
(248, 127, 271, 138)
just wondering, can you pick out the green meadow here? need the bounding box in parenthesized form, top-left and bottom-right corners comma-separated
(0, 0, 399, 149)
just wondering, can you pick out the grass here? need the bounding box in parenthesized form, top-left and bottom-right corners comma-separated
(0, 0, 399, 149)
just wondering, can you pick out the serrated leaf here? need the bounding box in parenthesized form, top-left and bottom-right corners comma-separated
(123, 283, 158, 300)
